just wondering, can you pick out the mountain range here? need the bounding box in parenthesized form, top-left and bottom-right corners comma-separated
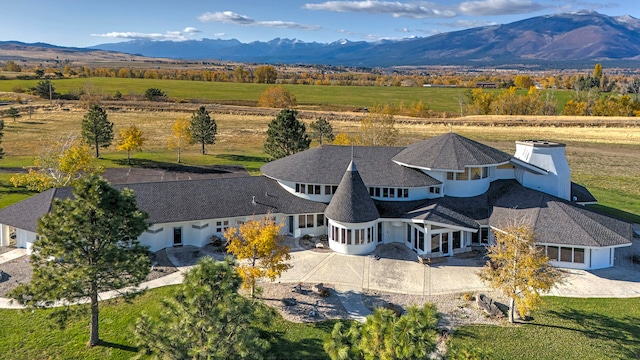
(4, 11, 640, 68)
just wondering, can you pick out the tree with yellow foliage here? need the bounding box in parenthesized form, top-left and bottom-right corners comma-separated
(257, 85, 297, 108)
(332, 133, 352, 145)
(117, 125, 144, 165)
(11, 136, 102, 191)
(358, 105, 398, 146)
(167, 117, 192, 163)
(224, 216, 291, 296)
(478, 224, 562, 323)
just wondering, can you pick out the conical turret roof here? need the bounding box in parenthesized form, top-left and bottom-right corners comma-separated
(324, 161, 379, 223)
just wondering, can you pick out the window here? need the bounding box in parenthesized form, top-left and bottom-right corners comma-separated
(383, 188, 389, 197)
(480, 228, 489, 244)
(316, 214, 325, 227)
(482, 167, 488, 178)
(470, 167, 482, 180)
(369, 187, 374, 196)
(309, 185, 320, 194)
(431, 234, 440, 253)
(417, 231, 425, 251)
(346, 229, 352, 245)
(216, 220, 229, 233)
(430, 187, 441, 194)
(456, 168, 469, 181)
(407, 225, 412, 243)
(403, 188, 409, 198)
(442, 233, 449, 254)
(389, 188, 395, 198)
(298, 214, 315, 228)
(295, 183, 300, 192)
(574, 248, 585, 263)
(561, 247, 573, 262)
(300, 184, 306, 194)
(447, 172, 454, 180)
(341, 228, 346, 244)
(326, 185, 333, 195)
(453, 231, 461, 249)
(375, 188, 381, 197)
(306, 215, 314, 228)
(547, 246, 559, 261)
(333, 186, 338, 194)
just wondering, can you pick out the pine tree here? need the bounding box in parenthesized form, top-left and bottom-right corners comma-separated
(81, 104, 113, 158)
(9, 175, 150, 346)
(264, 109, 310, 159)
(188, 106, 217, 155)
(310, 117, 335, 145)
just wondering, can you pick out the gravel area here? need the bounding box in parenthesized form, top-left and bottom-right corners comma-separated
(260, 282, 348, 323)
(0, 255, 32, 297)
(147, 249, 179, 281)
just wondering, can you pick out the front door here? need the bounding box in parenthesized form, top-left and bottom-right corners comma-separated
(173, 227, 182, 246)
(288, 216, 294, 235)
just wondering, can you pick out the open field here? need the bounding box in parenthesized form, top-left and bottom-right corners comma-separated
(448, 296, 640, 359)
(0, 77, 573, 113)
(0, 105, 639, 221)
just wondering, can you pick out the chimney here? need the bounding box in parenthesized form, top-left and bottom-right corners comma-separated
(513, 140, 571, 200)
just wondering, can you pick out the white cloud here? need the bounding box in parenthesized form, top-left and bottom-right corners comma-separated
(304, 1, 456, 18)
(183, 27, 201, 34)
(198, 11, 320, 30)
(91, 27, 202, 41)
(458, 0, 547, 16)
(198, 11, 255, 25)
(437, 19, 498, 28)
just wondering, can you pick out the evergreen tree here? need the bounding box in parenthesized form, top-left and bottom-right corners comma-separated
(9, 175, 150, 346)
(31, 79, 56, 99)
(188, 106, 217, 155)
(310, 117, 335, 145)
(264, 109, 310, 159)
(81, 105, 114, 158)
(135, 257, 271, 359)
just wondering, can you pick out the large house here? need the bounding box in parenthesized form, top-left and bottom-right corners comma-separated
(0, 133, 633, 270)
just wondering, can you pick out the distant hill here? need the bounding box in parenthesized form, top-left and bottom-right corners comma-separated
(3, 11, 640, 68)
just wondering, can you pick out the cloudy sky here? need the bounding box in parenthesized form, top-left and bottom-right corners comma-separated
(1, 0, 636, 47)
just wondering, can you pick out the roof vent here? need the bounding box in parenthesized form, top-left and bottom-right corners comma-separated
(252, 196, 256, 206)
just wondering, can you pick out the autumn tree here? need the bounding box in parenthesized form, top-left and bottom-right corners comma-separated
(233, 66, 251, 83)
(324, 303, 438, 360)
(627, 77, 640, 102)
(3, 60, 21, 72)
(254, 65, 277, 84)
(358, 105, 398, 146)
(264, 109, 310, 159)
(332, 133, 353, 145)
(81, 104, 113, 158)
(514, 75, 534, 89)
(9, 175, 150, 346)
(593, 63, 603, 88)
(135, 257, 271, 359)
(5, 107, 19, 122)
(224, 216, 291, 296)
(11, 136, 102, 191)
(117, 125, 144, 164)
(478, 224, 562, 323)
(310, 117, 335, 145)
(188, 106, 217, 155)
(257, 85, 297, 108)
(167, 117, 192, 163)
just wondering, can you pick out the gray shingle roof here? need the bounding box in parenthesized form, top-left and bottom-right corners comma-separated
(392, 133, 512, 171)
(571, 182, 597, 203)
(324, 161, 380, 223)
(0, 176, 326, 232)
(489, 180, 631, 248)
(261, 145, 439, 187)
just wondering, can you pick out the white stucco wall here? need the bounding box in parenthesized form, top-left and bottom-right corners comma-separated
(15, 229, 36, 254)
(590, 247, 613, 270)
(514, 142, 571, 200)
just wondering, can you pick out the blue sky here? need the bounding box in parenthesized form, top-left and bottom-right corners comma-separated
(1, 0, 637, 47)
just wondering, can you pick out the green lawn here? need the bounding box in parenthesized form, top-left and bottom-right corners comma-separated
(0, 77, 572, 113)
(448, 297, 640, 360)
(0, 285, 334, 360)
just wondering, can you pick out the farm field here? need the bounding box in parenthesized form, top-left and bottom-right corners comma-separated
(0, 77, 573, 113)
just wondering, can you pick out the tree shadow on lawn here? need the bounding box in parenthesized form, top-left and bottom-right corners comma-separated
(109, 158, 246, 174)
(532, 308, 640, 359)
(263, 322, 333, 360)
(97, 340, 138, 353)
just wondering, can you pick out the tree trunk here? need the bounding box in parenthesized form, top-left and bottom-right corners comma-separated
(201, 141, 205, 155)
(177, 147, 181, 163)
(89, 281, 100, 346)
(127, 150, 131, 165)
(509, 297, 515, 323)
(94, 140, 100, 158)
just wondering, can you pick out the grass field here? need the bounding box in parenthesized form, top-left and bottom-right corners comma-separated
(0, 77, 573, 113)
(448, 297, 640, 359)
(0, 285, 336, 360)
